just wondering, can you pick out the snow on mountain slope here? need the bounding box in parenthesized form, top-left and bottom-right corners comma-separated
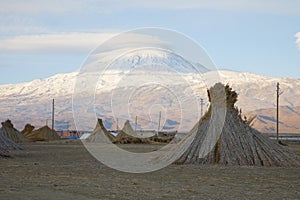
(217, 70, 300, 111)
(1, 69, 299, 132)
(0, 51, 299, 132)
(0, 72, 77, 98)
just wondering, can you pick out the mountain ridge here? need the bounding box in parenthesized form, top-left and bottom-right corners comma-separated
(0, 69, 299, 132)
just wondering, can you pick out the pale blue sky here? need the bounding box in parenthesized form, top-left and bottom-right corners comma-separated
(0, 0, 299, 84)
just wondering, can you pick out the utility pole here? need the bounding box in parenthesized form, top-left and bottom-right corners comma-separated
(157, 111, 161, 135)
(52, 98, 55, 132)
(276, 83, 283, 143)
(200, 98, 204, 117)
(135, 116, 138, 132)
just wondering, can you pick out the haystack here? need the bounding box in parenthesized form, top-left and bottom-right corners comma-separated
(0, 120, 30, 143)
(0, 132, 23, 157)
(119, 120, 136, 137)
(176, 83, 300, 167)
(85, 119, 116, 143)
(150, 135, 175, 143)
(118, 120, 154, 138)
(26, 125, 60, 141)
(114, 120, 175, 144)
(21, 124, 35, 136)
(114, 120, 151, 144)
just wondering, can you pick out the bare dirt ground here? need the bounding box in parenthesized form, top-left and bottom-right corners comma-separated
(0, 141, 299, 200)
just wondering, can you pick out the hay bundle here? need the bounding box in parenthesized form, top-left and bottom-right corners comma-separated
(120, 120, 136, 137)
(21, 124, 35, 136)
(176, 83, 300, 167)
(26, 125, 60, 141)
(114, 120, 150, 144)
(114, 120, 175, 144)
(85, 119, 116, 143)
(150, 135, 175, 143)
(113, 120, 175, 144)
(0, 120, 30, 143)
(0, 131, 23, 157)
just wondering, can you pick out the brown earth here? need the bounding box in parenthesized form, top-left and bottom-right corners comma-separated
(0, 141, 299, 200)
(246, 106, 300, 134)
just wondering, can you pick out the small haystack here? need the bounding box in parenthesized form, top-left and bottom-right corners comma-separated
(120, 120, 136, 136)
(176, 83, 300, 167)
(0, 120, 30, 143)
(114, 120, 175, 144)
(114, 120, 151, 144)
(0, 132, 23, 157)
(85, 119, 116, 143)
(150, 135, 175, 143)
(21, 124, 35, 136)
(25, 125, 60, 141)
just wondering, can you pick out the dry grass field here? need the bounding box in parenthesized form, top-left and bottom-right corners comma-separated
(0, 141, 299, 200)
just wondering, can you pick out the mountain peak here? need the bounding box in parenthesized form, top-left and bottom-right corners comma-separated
(0, 69, 299, 132)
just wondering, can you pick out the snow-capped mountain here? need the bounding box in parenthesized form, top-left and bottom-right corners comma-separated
(0, 51, 299, 133)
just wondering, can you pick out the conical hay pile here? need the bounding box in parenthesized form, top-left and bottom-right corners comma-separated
(114, 120, 150, 144)
(115, 120, 174, 144)
(118, 120, 136, 137)
(0, 132, 23, 157)
(176, 83, 300, 167)
(86, 119, 116, 143)
(26, 125, 60, 141)
(0, 120, 30, 143)
(21, 124, 35, 136)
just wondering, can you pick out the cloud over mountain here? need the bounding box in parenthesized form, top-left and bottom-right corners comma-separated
(0, 33, 116, 53)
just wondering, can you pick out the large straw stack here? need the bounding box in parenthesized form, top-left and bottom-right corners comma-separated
(176, 83, 300, 167)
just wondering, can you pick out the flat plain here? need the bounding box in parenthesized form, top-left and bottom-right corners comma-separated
(0, 141, 299, 200)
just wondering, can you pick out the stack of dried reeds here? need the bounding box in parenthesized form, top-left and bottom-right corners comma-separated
(25, 125, 60, 141)
(176, 83, 300, 167)
(0, 129, 23, 157)
(86, 119, 116, 143)
(0, 120, 29, 143)
(114, 120, 150, 144)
